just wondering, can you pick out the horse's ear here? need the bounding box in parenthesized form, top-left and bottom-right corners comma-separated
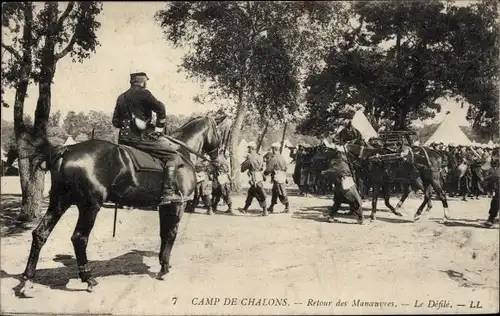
(214, 114, 227, 125)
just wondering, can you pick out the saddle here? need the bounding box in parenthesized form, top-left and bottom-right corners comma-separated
(120, 145, 164, 172)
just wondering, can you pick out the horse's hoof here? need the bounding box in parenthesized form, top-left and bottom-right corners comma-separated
(86, 278, 98, 292)
(19, 279, 34, 296)
(357, 219, 364, 225)
(207, 210, 213, 215)
(326, 216, 335, 223)
(393, 211, 403, 217)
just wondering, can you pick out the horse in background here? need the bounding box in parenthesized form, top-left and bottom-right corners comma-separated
(333, 126, 449, 222)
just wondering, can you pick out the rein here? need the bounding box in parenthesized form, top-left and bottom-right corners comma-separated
(162, 116, 221, 163)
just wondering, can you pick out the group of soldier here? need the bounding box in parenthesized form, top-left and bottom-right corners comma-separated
(110, 71, 498, 227)
(189, 141, 289, 217)
(289, 140, 499, 199)
(287, 137, 500, 226)
(426, 141, 498, 199)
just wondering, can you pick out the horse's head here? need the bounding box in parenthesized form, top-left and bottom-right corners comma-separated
(172, 115, 227, 160)
(333, 124, 356, 145)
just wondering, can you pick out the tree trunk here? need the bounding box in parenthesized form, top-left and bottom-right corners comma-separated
(228, 87, 247, 193)
(394, 25, 407, 130)
(256, 121, 269, 153)
(13, 2, 44, 221)
(17, 157, 45, 221)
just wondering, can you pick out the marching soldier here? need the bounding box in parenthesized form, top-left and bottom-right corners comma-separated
(240, 141, 268, 216)
(190, 160, 212, 214)
(484, 158, 499, 227)
(210, 152, 234, 214)
(264, 142, 290, 214)
(112, 72, 182, 205)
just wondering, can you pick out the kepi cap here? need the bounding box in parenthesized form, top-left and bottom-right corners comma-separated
(130, 72, 149, 80)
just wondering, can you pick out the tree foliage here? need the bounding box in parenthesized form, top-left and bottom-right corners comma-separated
(156, 1, 348, 190)
(1, 2, 102, 220)
(445, 0, 499, 139)
(298, 0, 499, 139)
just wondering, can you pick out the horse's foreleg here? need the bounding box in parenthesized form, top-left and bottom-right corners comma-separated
(414, 184, 432, 221)
(72, 202, 101, 292)
(370, 184, 379, 221)
(394, 183, 410, 215)
(431, 175, 450, 222)
(20, 191, 71, 295)
(383, 184, 401, 216)
(157, 203, 184, 280)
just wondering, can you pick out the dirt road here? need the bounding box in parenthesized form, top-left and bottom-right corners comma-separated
(1, 194, 498, 315)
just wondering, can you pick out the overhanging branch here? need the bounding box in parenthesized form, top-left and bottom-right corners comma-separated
(1, 43, 21, 60)
(56, 1, 75, 31)
(54, 33, 76, 61)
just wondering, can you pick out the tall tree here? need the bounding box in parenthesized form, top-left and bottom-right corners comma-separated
(1, 2, 102, 220)
(445, 0, 499, 140)
(156, 1, 345, 190)
(299, 0, 453, 136)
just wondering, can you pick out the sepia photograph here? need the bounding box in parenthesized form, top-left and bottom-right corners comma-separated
(1, 1, 499, 315)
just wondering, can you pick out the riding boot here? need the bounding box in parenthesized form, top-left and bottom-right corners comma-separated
(159, 166, 183, 205)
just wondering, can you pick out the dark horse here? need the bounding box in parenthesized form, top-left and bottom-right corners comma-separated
(333, 126, 449, 222)
(17, 115, 225, 295)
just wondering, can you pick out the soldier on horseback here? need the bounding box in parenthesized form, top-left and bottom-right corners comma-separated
(112, 72, 182, 205)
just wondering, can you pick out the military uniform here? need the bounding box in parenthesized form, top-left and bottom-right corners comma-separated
(240, 142, 267, 215)
(290, 145, 307, 194)
(112, 72, 182, 204)
(188, 161, 212, 214)
(264, 143, 289, 213)
(485, 160, 500, 227)
(321, 149, 364, 224)
(210, 154, 233, 213)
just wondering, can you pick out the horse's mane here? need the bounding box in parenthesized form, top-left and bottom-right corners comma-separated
(171, 116, 209, 135)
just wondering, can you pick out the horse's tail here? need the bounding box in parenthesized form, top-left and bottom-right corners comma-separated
(23, 134, 68, 173)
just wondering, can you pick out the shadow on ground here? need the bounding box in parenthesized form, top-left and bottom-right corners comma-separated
(0, 195, 49, 237)
(0, 249, 158, 297)
(439, 218, 494, 229)
(293, 205, 415, 224)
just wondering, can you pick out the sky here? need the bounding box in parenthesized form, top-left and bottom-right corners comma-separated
(1, 1, 471, 127)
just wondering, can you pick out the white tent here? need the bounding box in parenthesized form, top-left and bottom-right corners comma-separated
(281, 139, 293, 165)
(237, 139, 249, 162)
(350, 110, 378, 140)
(64, 136, 76, 146)
(424, 114, 472, 146)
